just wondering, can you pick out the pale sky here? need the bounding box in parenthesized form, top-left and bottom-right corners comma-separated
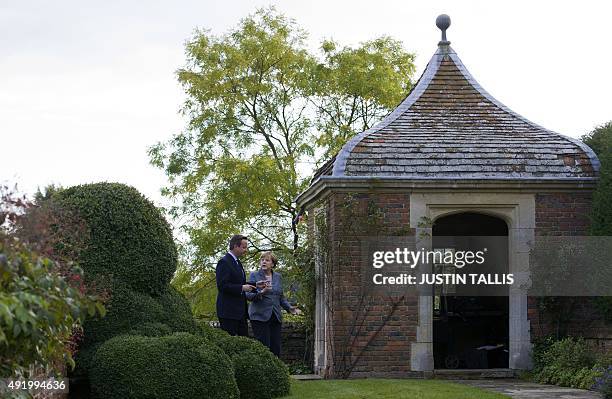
(2, 0, 610, 207)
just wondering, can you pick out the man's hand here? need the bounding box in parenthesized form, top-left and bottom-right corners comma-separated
(242, 284, 255, 292)
(290, 307, 302, 315)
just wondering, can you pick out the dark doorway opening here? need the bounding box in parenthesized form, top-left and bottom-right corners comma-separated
(432, 212, 509, 369)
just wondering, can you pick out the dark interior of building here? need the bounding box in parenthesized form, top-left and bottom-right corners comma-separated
(432, 212, 509, 369)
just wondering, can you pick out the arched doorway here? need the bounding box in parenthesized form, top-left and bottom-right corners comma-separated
(432, 212, 509, 369)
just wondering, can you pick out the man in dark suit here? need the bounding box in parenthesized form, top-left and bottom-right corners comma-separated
(216, 234, 254, 336)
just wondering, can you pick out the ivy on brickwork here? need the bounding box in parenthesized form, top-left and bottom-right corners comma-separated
(312, 193, 408, 378)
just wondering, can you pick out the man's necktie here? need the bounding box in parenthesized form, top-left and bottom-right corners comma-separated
(236, 258, 245, 280)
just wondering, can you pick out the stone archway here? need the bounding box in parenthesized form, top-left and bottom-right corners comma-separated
(409, 192, 534, 371)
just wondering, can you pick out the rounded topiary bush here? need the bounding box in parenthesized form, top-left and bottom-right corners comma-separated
(83, 283, 197, 346)
(128, 322, 173, 337)
(196, 320, 230, 342)
(82, 282, 166, 346)
(55, 182, 177, 294)
(90, 333, 239, 399)
(217, 336, 290, 399)
(156, 286, 197, 333)
(73, 342, 102, 378)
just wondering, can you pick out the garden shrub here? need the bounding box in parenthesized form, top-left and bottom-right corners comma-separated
(593, 365, 612, 399)
(532, 336, 610, 392)
(217, 335, 290, 399)
(90, 333, 239, 399)
(196, 320, 230, 342)
(82, 282, 166, 346)
(83, 283, 198, 346)
(72, 342, 102, 378)
(128, 322, 173, 337)
(540, 337, 595, 373)
(531, 334, 557, 373)
(156, 285, 197, 333)
(572, 367, 604, 390)
(0, 242, 104, 378)
(287, 360, 313, 375)
(55, 182, 177, 295)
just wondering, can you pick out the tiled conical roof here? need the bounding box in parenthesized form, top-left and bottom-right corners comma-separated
(326, 37, 599, 180)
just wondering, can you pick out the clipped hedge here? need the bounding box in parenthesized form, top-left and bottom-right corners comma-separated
(90, 333, 239, 399)
(196, 320, 230, 342)
(128, 322, 173, 337)
(82, 282, 165, 346)
(83, 283, 197, 346)
(217, 335, 290, 399)
(156, 286, 198, 333)
(73, 342, 102, 378)
(55, 182, 177, 295)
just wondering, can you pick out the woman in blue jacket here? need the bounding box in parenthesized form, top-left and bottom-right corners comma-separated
(246, 251, 299, 356)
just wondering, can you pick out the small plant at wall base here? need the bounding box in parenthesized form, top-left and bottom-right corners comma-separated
(592, 366, 612, 399)
(530, 336, 611, 396)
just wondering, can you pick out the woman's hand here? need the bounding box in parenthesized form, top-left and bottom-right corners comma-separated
(290, 307, 302, 315)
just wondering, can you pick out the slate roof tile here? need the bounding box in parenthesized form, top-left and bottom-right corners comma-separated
(316, 44, 599, 180)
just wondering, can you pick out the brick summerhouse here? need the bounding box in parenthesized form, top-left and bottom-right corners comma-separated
(296, 15, 600, 378)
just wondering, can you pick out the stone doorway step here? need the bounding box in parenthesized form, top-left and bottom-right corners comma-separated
(455, 379, 603, 399)
(431, 369, 517, 379)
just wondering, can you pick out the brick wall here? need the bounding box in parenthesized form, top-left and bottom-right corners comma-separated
(530, 192, 612, 353)
(280, 322, 312, 366)
(534, 192, 592, 236)
(325, 192, 419, 378)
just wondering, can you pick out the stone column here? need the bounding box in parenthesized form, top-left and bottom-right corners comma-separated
(411, 226, 435, 371)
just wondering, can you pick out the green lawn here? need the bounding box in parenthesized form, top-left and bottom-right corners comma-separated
(284, 379, 508, 399)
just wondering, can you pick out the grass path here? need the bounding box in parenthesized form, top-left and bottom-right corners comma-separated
(283, 378, 508, 398)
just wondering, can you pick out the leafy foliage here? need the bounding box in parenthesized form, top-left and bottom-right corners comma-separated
(0, 240, 104, 378)
(0, 185, 105, 378)
(81, 281, 165, 346)
(593, 365, 612, 399)
(313, 37, 415, 158)
(127, 322, 173, 337)
(216, 335, 291, 399)
(539, 337, 595, 372)
(287, 360, 313, 375)
(55, 182, 178, 295)
(582, 121, 612, 236)
(148, 7, 415, 272)
(2, 184, 89, 269)
(531, 336, 610, 391)
(582, 121, 612, 158)
(155, 285, 198, 333)
(582, 122, 612, 323)
(172, 264, 218, 319)
(82, 282, 196, 347)
(90, 333, 239, 399)
(196, 319, 230, 342)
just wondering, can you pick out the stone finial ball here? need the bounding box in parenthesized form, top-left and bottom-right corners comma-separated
(436, 14, 451, 31)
